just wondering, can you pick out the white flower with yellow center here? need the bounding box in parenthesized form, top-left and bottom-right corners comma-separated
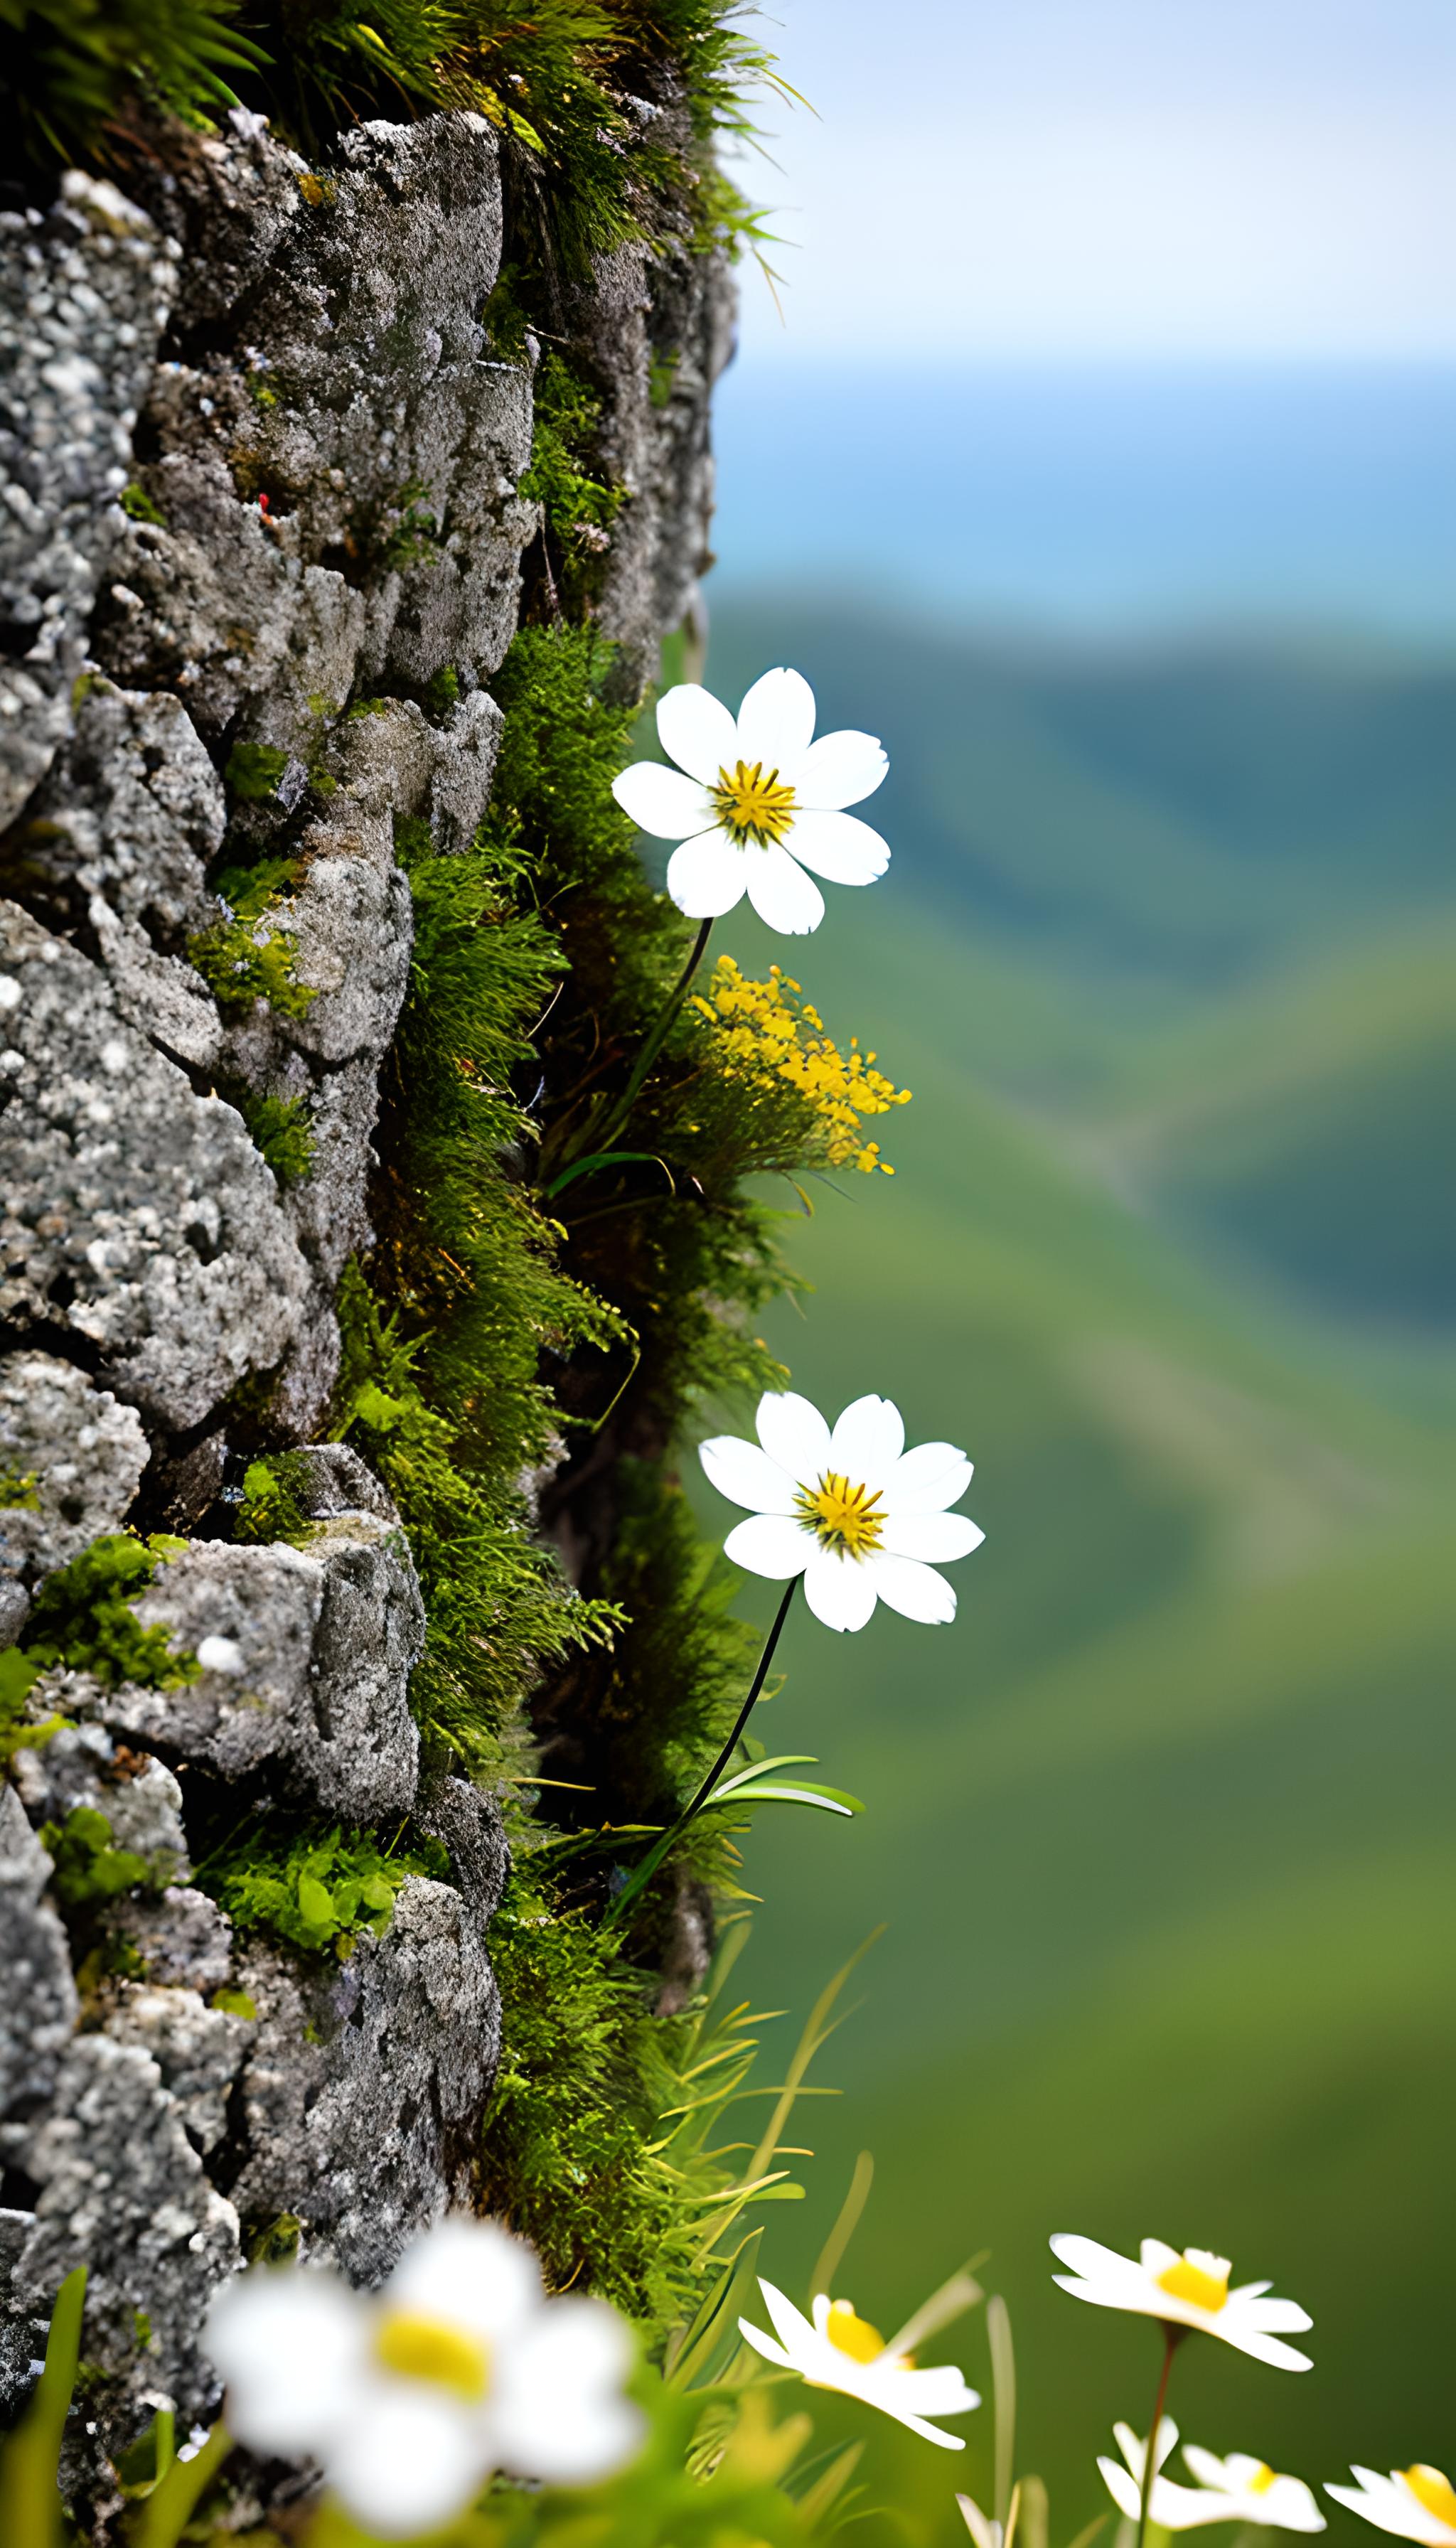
(1049, 2235, 1313, 2370)
(700, 1388, 984, 1633)
(203, 2218, 642, 2537)
(1326, 2468, 1456, 2545)
(1099, 2421, 1325, 2532)
(737, 2279, 980, 2449)
(611, 667, 889, 936)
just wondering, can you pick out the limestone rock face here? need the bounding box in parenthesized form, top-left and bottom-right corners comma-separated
(0, 84, 727, 2521)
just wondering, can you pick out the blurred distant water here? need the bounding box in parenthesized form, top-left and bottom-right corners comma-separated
(710, 358, 1456, 638)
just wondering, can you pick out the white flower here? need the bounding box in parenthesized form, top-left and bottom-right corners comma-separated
(204, 2217, 642, 2536)
(1099, 2421, 1325, 2532)
(1049, 2235, 1313, 2371)
(738, 2279, 980, 2450)
(1325, 2468, 1456, 2546)
(611, 667, 889, 936)
(700, 1389, 984, 1633)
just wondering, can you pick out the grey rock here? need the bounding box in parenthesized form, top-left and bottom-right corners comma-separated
(10, 1725, 189, 1883)
(12, 2034, 240, 2430)
(0, 1785, 78, 2143)
(107, 1887, 235, 1994)
(0, 176, 178, 827)
(0, 901, 311, 1427)
(104, 1986, 249, 2153)
(414, 1767, 510, 1919)
(230, 1875, 500, 2281)
(70, 1518, 424, 1820)
(0, 2205, 50, 2422)
(0, 1354, 149, 1605)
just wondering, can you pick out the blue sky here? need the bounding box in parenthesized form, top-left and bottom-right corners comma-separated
(732, 0, 1456, 361)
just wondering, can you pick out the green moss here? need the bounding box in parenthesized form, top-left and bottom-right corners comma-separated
(203, 1820, 449, 1958)
(236, 1089, 315, 1186)
(21, 1532, 199, 1689)
(479, 1871, 710, 2325)
(210, 1986, 257, 2020)
(188, 857, 315, 1019)
(225, 742, 291, 804)
(0, 1470, 39, 1509)
(381, 478, 442, 571)
(118, 481, 166, 526)
(520, 353, 626, 610)
(38, 1805, 167, 1906)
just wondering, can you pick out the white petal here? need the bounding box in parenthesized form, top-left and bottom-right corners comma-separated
(783, 809, 890, 886)
(203, 2269, 368, 2456)
(611, 760, 714, 840)
(734, 666, 817, 772)
(1101, 2459, 1144, 2522)
(886, 1443, 974, 1513)
(1051, 2233, 1138, 2281)
(700, 1434, 799, 1514)
(658, 682, 738, 785)
(803, 1546, 878, 1632)
(739, 2318, 795, 2372)
(864, 1551, 957, 1624)
(723, 1512, 812, 1579)
(327, 2389, 487, 2537)
(385, 2218, 540, 2346)
(828, 1394, 904, 1489)
(761, 2281, 818, 2357)
(793, 729, 889, 809)
(1183, 2450, 1231, 2489)
(742, 841, 825, 935)
(879, 1511, 985, 1563)
(666, 828, 747, 918)
(756, 1389, 832, 1482)
(493, 2301, 641, 2485)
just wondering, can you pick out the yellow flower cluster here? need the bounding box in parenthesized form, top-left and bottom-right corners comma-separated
(694, 956, 911, 1174)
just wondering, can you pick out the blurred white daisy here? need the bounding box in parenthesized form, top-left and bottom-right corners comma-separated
(700, 1388, 984, 1633)
(1049, 2236, 1313, 2371)
(1325, 2468, 1456, 2545)
(738, 2278, 980, 2450)
(611, 667, 889, 936)
(1100, 2421, 1325, 2531)
(204, 2217, 641, 2536)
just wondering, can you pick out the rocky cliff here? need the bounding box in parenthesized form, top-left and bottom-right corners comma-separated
(0, 95, 731, 2527)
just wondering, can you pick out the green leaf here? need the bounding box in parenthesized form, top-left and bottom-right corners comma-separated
(546, 1149, 675, 1199)
(296, 1873, 335, 1932)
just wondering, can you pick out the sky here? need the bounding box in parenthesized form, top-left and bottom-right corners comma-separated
(729, 0, 1456, 363)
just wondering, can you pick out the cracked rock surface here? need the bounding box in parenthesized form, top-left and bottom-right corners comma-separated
(1, 85, 726, 2530)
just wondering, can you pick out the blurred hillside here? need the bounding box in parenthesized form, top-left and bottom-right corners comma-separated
(682, 603, 1456, 2543)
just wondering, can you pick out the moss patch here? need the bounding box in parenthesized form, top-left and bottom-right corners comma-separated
(20, 1532, 199, 1689)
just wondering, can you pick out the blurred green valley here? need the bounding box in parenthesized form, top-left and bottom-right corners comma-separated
(682, 604, 1456, 2544)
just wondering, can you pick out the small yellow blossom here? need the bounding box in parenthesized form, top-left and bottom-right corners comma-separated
(694, 956, 911, 1173)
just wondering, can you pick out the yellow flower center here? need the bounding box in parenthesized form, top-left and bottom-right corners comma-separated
(1402, 2470, 1456, 2529)
(711, 759, 797, 846)
(824, 2300, 888, 2365)
(1248, 2466, 1278, 2497)
(374, 2309, 492, 2402)
(795, 1472, 885, 1559)
(1155, 2253, 1230, 2314)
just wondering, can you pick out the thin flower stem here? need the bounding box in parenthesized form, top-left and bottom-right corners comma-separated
(604, 1575, 798, 1930)
(1138, 2326, 1182, 2548)
(555, 916, 713, 1184)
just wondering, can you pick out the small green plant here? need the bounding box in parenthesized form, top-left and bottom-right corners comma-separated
(38, 1804, 163, 1905)
(20, 1531, 199, 1689)
(119, 480, 167, 525)
(0, 1468, 39, 1506)
(204, 1821, 449, 1958)
(235, 1452, 316, 1546)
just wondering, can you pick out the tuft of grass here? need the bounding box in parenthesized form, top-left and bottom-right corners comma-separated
(520, 352, 626, 611)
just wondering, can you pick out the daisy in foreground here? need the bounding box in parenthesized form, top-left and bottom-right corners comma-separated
(204, 2217, 641, 2537)
(738, 2280, 980, 2449)
(1049, 2235, 1314, 2371)
(1326, 2467, 1456, 2545)
(1099, 2421, 1325, 2532)
(612, 666, 889, 935)
(700, 1389, 983, 1633)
